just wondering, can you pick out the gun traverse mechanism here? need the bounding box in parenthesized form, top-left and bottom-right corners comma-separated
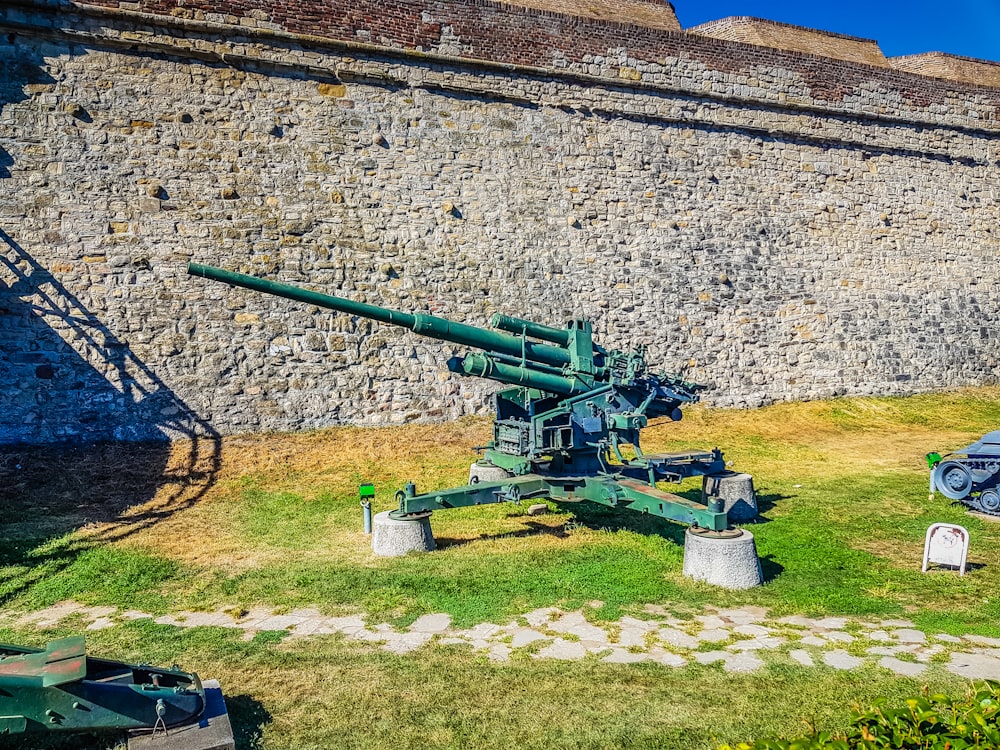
(928, 430, 1000, 515)
(188, 263, 736, 532)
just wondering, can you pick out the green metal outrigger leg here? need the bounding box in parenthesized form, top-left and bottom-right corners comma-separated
(391, 473, 728, 531)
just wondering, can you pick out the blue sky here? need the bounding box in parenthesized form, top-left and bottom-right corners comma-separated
(673, 1, 1000, 62)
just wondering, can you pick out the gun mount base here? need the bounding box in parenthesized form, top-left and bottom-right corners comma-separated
(128, 679, 234, 750)
(469, 461, 513, 484)
(682, 527, 763, 590)
(686, 526, 744, 540)
(372, 510, 436, 557)
(387, 509, 433, 521)
(702, 472, 757, 523)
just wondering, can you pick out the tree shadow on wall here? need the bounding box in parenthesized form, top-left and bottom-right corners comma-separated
(0, 228, 221, 605)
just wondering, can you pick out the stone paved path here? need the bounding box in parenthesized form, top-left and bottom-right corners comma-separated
(6, 601, 1000, 679)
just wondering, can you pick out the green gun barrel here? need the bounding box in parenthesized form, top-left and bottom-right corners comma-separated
(453, 352, 588, 396)
(489, 313, 571, 347)
(188, 263, 573, 369)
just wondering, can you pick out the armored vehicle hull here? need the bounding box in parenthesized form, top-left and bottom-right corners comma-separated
(929, 430, 1000, 515)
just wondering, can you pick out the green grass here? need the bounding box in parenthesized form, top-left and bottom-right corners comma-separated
(0, 620, 968, 750)
(3, 388, 1000, 748)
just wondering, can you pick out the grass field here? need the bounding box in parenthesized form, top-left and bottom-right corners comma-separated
(2, 388, 1000, 749)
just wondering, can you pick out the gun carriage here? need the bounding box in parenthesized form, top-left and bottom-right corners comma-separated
(189, 263, 745, 534)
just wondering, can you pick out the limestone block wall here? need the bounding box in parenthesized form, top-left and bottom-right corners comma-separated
(1, 0, 999, 444)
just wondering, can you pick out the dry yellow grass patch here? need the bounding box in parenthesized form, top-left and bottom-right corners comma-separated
(11, 387, 998, 578)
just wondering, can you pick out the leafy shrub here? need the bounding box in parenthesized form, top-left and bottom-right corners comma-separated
(719, 681, 1000, 749)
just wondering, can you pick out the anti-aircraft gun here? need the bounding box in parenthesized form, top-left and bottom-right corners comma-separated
(188, 263, 745, 536)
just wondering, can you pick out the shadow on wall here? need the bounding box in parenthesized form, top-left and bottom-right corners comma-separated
(0, 37, 226, 609)
(0, 233, 222, 605)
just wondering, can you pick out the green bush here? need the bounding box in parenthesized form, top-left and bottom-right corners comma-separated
(720, 681, 1000, 750)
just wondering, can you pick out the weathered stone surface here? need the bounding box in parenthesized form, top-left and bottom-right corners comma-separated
(800, 635, 828, 646)
(733, 624, 770, 637)
(603, 649, 649, 664)
(724, 652, 764, 673)
(371, 511, 436, 556)
(2, 4, 1000, 445)
(964, 634, 1000, 648)
(658, 626, 699, 649)
(824, 631, 854, 643)
(789, 649, 814, 666)
(728, 636, 784, 651)
(534, 639, 587, 660)
(703, 472, 757, 522)
(934, 633, 963, 643)
(697, 628, 731, 643)
(694, 650, 728, 665)
(410, 613, 452, 633)
(879, 656, 926, 677)
(683, 528, 762, 590)
(812, 618, 849, 630)
(947, 652, 1000, 680)
(549, 612, 607, 642)
(511, 629, 547, 648)
(865, 630, 894, 642)
(895, 629, 927, 644)
(824, 650, 864, 670)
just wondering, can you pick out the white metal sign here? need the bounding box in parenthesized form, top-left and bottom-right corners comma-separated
(922, 523, 970, 575)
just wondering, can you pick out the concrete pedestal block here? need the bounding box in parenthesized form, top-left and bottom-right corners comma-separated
(128, 679, 234, 750)
(682, 528, 763, 589)
(371, 510, 436, 557)
(703, 471, 757, 522)
(469, 460, 512, 484)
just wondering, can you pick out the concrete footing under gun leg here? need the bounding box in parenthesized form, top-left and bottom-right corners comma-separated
(682, 528, 763, 589)
(703, 472, 758, 523)
(128, 679, 234, 750)
(371, 511, 436, 557)
(469, 460, 512, 484)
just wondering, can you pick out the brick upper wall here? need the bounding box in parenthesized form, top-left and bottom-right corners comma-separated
(891, 52, 1000, 89)
(66, 0, 1000, 103)
(687, 16, 887, 68)
(500, 0, 679, 31)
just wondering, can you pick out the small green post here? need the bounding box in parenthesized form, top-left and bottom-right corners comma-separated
(359, 483, 375, 534)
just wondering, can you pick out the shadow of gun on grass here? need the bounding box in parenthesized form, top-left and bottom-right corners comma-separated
(0, 228, 221, 604)
(435, 491, 789, 583)
(434, 502, 692, 549)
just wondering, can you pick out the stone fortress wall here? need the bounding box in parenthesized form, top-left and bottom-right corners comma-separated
(1, 0, 998, 444)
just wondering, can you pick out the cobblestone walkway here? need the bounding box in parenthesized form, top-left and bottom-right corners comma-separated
(8, 601, 1000, 679)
